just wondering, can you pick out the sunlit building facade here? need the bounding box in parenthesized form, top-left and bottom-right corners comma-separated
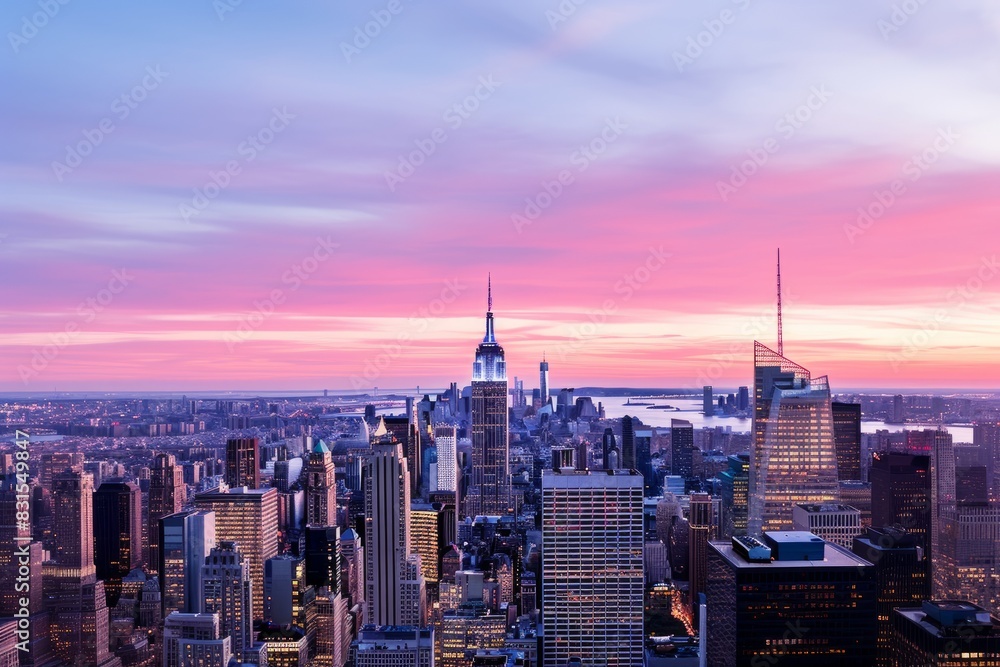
(194, 486, 279, 618)
(749, 342, 839, 534)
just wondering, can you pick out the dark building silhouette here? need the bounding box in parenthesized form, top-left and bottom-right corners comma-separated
(671, 419, 694, 478)
(621, 415, 635, 469)
(832, 402, 862, 480)
(870, 452, 932, 551)
(852, 527, 931, 666)
(707, 533, 877, 666)
(892, 601, 1000, 666)
(94, 480, 142, 607)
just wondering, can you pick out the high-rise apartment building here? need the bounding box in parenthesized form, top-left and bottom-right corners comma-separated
(433, 426, 458, 493)
(719, 454, 749, 538)
(670, 419, 694, 478)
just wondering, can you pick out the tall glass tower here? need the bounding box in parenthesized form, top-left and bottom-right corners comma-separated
(749, 342, 840, 534)
(469, 278, 510, 517)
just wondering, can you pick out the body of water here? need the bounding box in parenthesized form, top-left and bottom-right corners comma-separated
(596, 395, 974, 443)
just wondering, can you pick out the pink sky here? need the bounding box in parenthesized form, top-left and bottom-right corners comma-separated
(2, 1, 999, 391)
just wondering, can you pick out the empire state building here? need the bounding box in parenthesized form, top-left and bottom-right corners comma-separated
(468, 278, 511, 517)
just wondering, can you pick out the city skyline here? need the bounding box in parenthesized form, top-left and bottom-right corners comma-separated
(2, 3, 1000, 391)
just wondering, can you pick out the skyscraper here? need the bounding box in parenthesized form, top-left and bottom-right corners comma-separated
(148, 453, 186, 573)
(469, 279, 510, 517)
(749, 342, 839, 534)
(688, 492, 714, 610)
(621, 415, 635, 470)
(45, 469, 122, 667)
(433, 425, 458, 493)
(195, 486, 279, 619)
(93, 480, 142, 607)
(160, 509, 216, 616)
(364, 438, 426, 627)
(304, 439, 336, 527)
(707, 533, 876, 667)
(541, 466, 644, 667)
(225, 437, 260, 489)
(670, 418, 694, 477)
(870, 451, 932, 550)
(832, 401, 862, 481)
(202, 541, 253, 659)
(892, 601, 1000, 666)
(539, 357, 549, 409)
(852, 526, 930, 666)
(703, 385, 714, 416)
(719, 453, 750, 538)
(929, 429, 956, 598)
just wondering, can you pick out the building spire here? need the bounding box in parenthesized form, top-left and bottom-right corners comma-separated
(777, 248, 783, 356)
(483, 276, 496, 343)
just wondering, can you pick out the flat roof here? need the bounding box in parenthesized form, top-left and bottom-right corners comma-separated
(710, 540, 873, 569)
(796, 503, 858, 513)
(765, 531, 825, 544)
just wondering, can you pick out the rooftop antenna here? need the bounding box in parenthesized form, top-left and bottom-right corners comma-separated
(777, 248, 783, 356)
(488, 273, 492, 312)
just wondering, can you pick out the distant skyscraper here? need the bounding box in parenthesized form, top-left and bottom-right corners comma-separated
(621, 415, 635, 469)
(539, 357, 549, 408)
(383, 414, 422, 500)
(719, 454, 750, 538)
(670, 419, 694, 477)
(469, 280, 510, 517)
(598, 428, 618, 470)
(737, 386, 749, 411)
(973, 422, 1000, 500)
(53, 468, 95, 571)
(892, 394, 905, 423)
(707, 532, 876, 667)
(195, 486, 279, 618)
(226, 437, 260, 489)
(202, 541, 253, 659)
(304, 525, 341, 591)
(929, 429, 955, 598)
(832, 402, 862, 480)
(703, 386, 714, 416)
(542, 467, 644, 667)
(160, 509, 216, 616)
(749, 342, 839, 534)
(870, 452, 932, 551)
(304, 439, 336, 527)
(688, 492, 714, 610)
(149, 453, 186, 573)
(433, 425, 458, 493)
(93, 480, 142, 607)
(364, 438, 426, 627)
(852, 527, 930, 667)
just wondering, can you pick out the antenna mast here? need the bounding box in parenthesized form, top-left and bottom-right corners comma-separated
(488, 273, 492, 312)
(776, 248, 783, 356)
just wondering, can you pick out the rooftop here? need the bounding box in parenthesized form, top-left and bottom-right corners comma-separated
(796, 503, 859, 513)
(710, 539, 872, 570)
